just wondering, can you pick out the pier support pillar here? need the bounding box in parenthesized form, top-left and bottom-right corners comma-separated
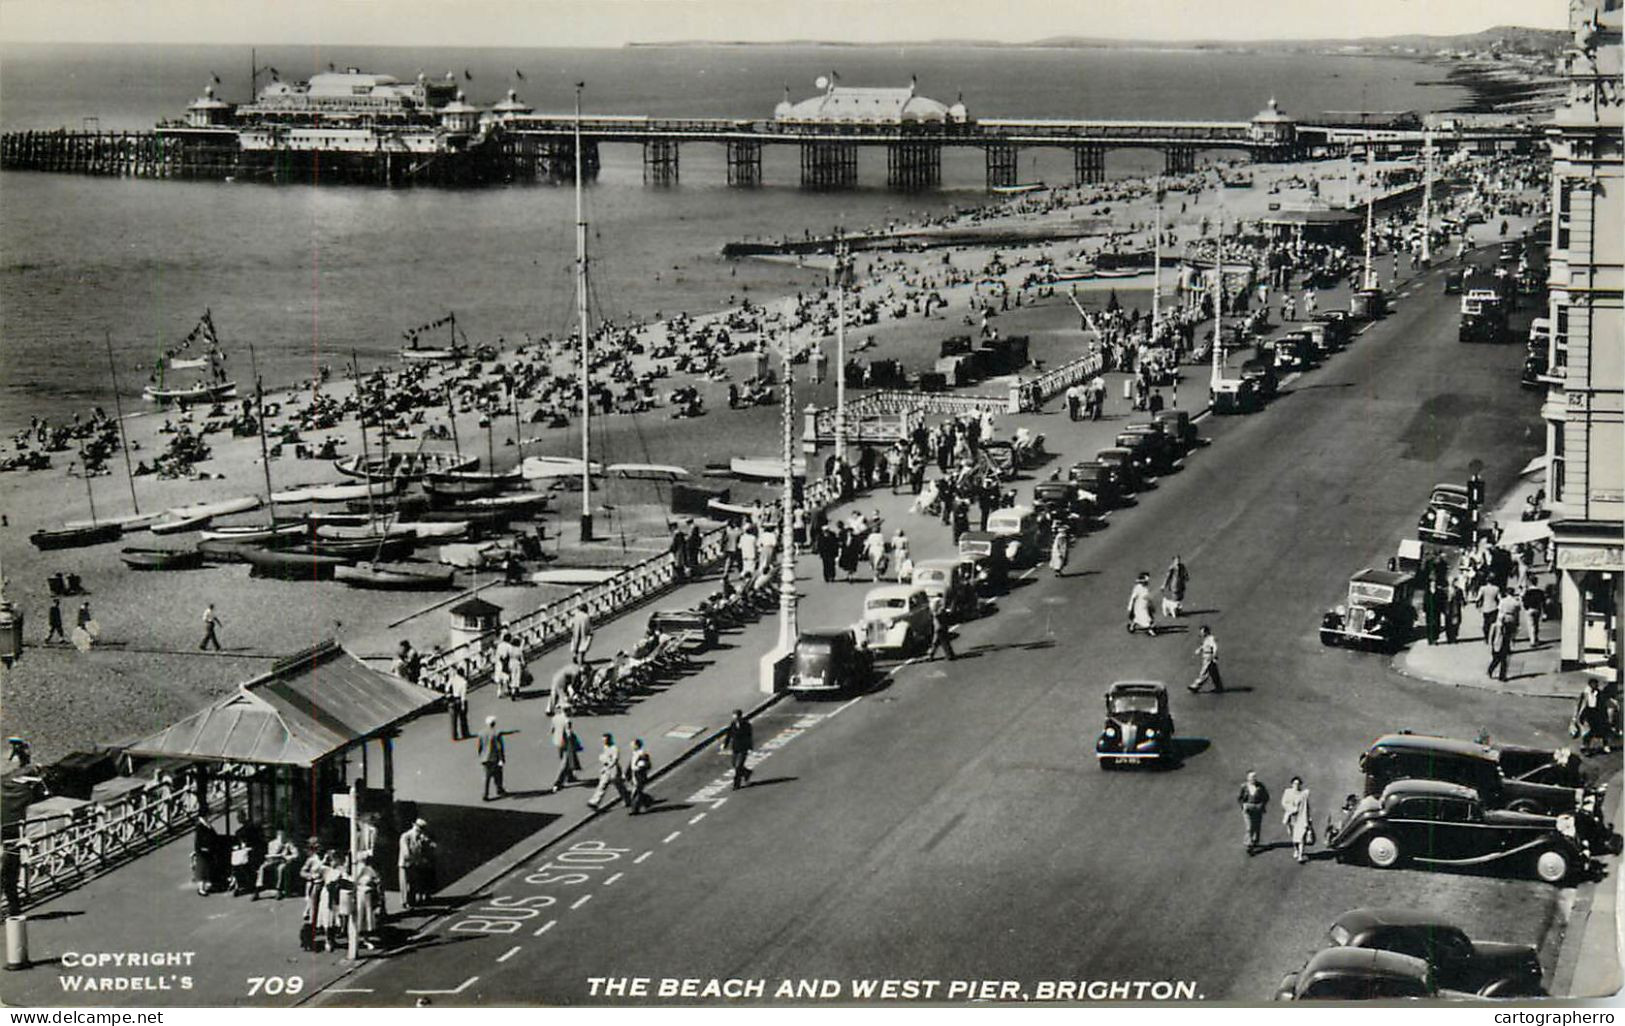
(1073, 145, 1106, 185)
(1164, 145, 1197, 176)
(536, 139, 600, 184)
(800, 141, 857, 191)
(642, 138, 679, 185)
(886, 140, 940, 191)
(726, 140, 762, 186)
(985, 144, 1019, 190)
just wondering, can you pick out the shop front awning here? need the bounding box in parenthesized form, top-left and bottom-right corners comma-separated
(1499, 519, 1553, 547)
(123, 640, 438, 769)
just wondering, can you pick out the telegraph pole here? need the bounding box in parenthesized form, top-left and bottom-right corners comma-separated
(777, 330, 798, 653)
(1363, 136, 1377, 291)
(833, 233, 849, 461)
(574, 82, 593, 542)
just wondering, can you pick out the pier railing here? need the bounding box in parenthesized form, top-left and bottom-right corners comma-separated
(1029, 350, 1108, 405)
(14, 774, 240, 909)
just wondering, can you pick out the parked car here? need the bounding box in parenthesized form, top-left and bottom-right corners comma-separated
(1118, 425, 1176, 476)
(1319, 568, 1418, 650)
(1069, 461, 1123, 510)
(789, 629, 874, 697)
(1239, 357, 1279, 401)
(1275, 947, 1471, 1001)
(1359, 733, 1605, 822)
(1300, 323, 1336, 359)
(1311, 310, 1351, 348)
(1210, 377, 1259, 415)
(910, 558, 979, 622)
(858, 585, 933, 656)
(1273, 332, 1312, 371)
(1320, 908, 1543, 997)
(1418, 483, 1478, 546)
(957, 531, 1010, 591)
(1032, 480, 1091, 527)
(1444, 268, 1466, 294)
(1094, 681, 1176, 768)
(1095, 447, 1142, 493)
(1153, 409, 1198, 454)
(1328, 779, 1594, 885)
(986, 505, 1050, 567)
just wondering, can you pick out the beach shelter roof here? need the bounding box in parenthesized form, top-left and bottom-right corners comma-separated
(122, 640, 436, 769)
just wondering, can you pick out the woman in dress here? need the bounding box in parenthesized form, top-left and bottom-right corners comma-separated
(352, 855, 383, 947)
(1126, 572, 1157, 635)
(1281, 775, 1315, 864)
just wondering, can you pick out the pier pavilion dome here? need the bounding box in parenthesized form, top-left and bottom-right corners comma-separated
(1250, 97, 1296, 145)
(186, 84, 234, 127)
(439, 91, 480, 133)
(775, 76, 966, 126)
(491, 88, 533, 120)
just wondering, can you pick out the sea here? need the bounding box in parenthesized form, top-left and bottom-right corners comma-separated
(0, 42, 1471, 436)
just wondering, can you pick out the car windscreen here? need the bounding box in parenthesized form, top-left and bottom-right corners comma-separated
(914, 570, 946, 585)
(1109, 693, 1161, 715)
(796, 642, 834, 672)
(867, 598, 907, 611)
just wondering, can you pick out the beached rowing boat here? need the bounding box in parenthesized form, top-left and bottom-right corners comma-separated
(334, 561, 456, 590)
(272, 480, 400, 504)
(729, 456, 806, 481)
(607, 463, 690, 481)
(30, 523, 123, 551)
(398, 520, 471, 540)
(150, 512, 215, 536)
(521, 455, 603, 480)
(165, 495, 262, 520)
(64, 510, 164, 532)
(241, 546, 351, 580)
(143, 380, 239, 405)
(423, 469, 524, 500)
(198, 522, 307, 544)
(120, 546, 205, 571)
(314, 522, 419, 542)
(530, 568, 618, 585)
(334, 451, 475, 481)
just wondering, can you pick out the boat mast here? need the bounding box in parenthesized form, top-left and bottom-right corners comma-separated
(446, 383, 462, 460)
(352, 350, 376, 524)
(485, 414, 497, 482)
(103, 330, 139, 513)
(574, 82, 593, 541)
(74, 434, 99, 529)
(511, 391, 524, 455)
(249, 343, 277, 527)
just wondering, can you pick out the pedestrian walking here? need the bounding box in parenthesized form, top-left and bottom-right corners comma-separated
(199, 603, 223, 651)
(1280, 776, 1315, 864)
(927, 595, 957, 662)
(1161, 555, 1188, 618)
(492, 633, 515, 699)
(627, 739, 655, 815)
(1476, 578, 1502, 643)
(1237, 771, 1270, 853)
(588, 733, 632, 810)
(45, 597, 65, 644)
(570, 608, 594, 665)
(397, 819, 436, 910)
(446, 665, 470, 740)
(1486, 615, 1512, 682)
(1189, 625, 1226, 693)
(1445, 574, 1465, 643)
(818, 526, 839, 584)
(477, 715, 508, 801)
(1127, 572, 1157, 636)
(550, 707, 582, 792)
(1522, 577, 1545, 646)
(1423, 581, 1442, 645)
(722, 710, 754, 790)
(1049, 526, 1070, 577)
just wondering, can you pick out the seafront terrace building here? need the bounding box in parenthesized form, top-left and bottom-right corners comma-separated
(1542, 0, 1624, 682)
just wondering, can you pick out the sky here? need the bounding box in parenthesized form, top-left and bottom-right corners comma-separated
(0, 0, 1570, 47)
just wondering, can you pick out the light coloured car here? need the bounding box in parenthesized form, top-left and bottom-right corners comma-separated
(859, 584, 933, 655)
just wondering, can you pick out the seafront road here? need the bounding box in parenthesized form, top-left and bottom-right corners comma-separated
(311, 251, 1594, 1004)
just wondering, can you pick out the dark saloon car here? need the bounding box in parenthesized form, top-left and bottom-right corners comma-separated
(1359, 733, 1598, 820)
(1328, 779, 1593, 885)
(1322, 908, 1542, 997)
(1095, 447, 1142, 494)
(1210, 376, 1260, 415)
(1239, 357, 1279, 401)
(789, 629, 873, 697)
(1069, 461, 1122, 510)
(1418, 483, 1478, 546)
(956, 531, 1010, 591)
(1095, 681, 1176, 768)
(1032, 480, 1091, 527)
(1118, 425, 1176, 476)
(1275, 947, 1469, 1001)
(1153, 409, 1198, 454)
(1319, 568, 1418, 650)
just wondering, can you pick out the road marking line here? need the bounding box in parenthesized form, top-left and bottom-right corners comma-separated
(326, 988, 375, 994)
(571, 893, 594, 910)
(533, 919, 557, 936)
(406, 976, 479, 996)
(688, 812, 707, 825)
(497, 945, 522, 964)
(827, 694, 863, 718)
(634, 850, 652, 864)
(663, 830, 682, 844)
(604, 871, 623, 886)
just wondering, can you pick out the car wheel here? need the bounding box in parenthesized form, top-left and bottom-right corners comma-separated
(1366, 833, 1402, 869)
(1319, 631, 1338, 647)
(1507, 799, 1542, 814)
(1534, 846, 1571, 884)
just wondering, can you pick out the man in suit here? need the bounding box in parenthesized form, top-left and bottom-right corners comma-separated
(446, 666, 470, 740)
(588, 733, 631, 811)
(477, 715, 507, 801)
(1486, 615, 1513, 682)
(1237, 771, 1270, 853)
(722, 710, 754, 790)
(397, 819, 435, 909)
(570, 608, 594, 665)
